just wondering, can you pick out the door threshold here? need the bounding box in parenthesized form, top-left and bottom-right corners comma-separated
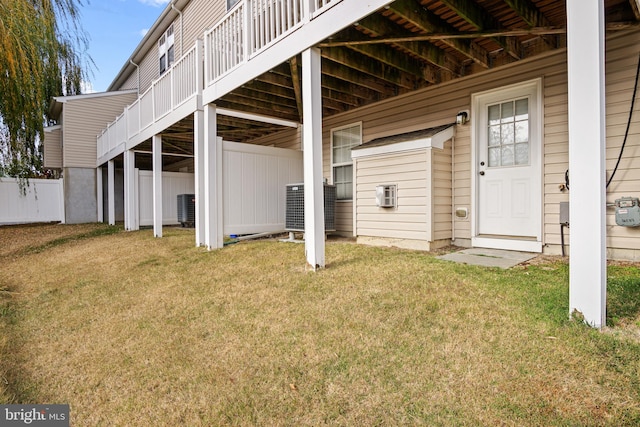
(472, 236, 542, 253)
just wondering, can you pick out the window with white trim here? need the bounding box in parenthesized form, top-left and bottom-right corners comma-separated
(159, 24, 174, 75)
(331, 123, 361, 200)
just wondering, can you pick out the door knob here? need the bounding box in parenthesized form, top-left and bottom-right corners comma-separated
(479, 171, 485, 176)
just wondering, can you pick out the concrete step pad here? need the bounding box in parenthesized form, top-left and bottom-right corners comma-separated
(437, 248, 537, 269)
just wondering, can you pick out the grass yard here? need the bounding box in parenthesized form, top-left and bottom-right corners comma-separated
(1, 223, 640, 426)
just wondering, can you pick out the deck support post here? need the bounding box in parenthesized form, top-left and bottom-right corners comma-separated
(302, 47, 325, 270)
(124, 149, 137, 231)
(107, 160, 115, 226)
(194, 108, 206, 247)
(204, 103, 223, 250)
(97, 166, 103, 223)
(566, 0, 607, 328)
(152, 134, 163, 238)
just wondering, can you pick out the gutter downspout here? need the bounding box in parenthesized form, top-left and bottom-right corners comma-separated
(171, 1, 184, 55)
(129, 60, 140, 94)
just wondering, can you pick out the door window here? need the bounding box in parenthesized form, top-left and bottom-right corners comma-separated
(487, 98, 529, 167)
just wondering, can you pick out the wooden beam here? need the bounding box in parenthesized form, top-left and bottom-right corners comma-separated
(388, 0, 489, 68)
(216, 101, 298, 122)
(503, 0, 552, 27)
(356, 14, 461, 76)
(502, 0, 557, 49)
(439, 0, 522, 59)
(322, 46, 418, 89)
(630, 0, 640, 20)
(346, 41, 435, 83)
(219, 93, 300, 118)
(318, 23, 639, 46)
(289, 55, 304, 123)
(232, 86, 298, 110)
(321, 57, 399, 95)
(321, 74, 382, 102)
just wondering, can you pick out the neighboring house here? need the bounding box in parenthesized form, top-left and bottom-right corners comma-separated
(44, 90, 138, 223)
(45, 0, 640, 327)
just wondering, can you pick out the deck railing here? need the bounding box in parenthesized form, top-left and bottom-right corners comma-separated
(205, 0, 340, 84)
(97, 42, 202, 160)
(98, 0, 341, 161)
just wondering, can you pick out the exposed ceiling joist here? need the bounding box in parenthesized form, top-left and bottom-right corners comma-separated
(289, 56, 303, 123)
(631, 0, 640, 20)
(387, 0, 489, 68)
(355, 14, 461, 77)
(322, 46, 419, 90)
(439, 0, 522, 59)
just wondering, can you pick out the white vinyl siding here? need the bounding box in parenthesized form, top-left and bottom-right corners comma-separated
(61, 92, 138, 168)
(355, 151, 429, 241)
(43, 127, 62, 169)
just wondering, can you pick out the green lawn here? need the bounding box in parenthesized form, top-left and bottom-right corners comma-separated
(1, 224, 639, 426)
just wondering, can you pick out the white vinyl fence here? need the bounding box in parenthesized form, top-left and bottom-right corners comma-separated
(0, 178, 65, 224)
(223, 141, 303, 235)
(138, 171, 195, 226)
(135, 143, 303, 234)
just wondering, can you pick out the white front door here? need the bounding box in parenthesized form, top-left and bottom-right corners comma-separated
(473, 79, 542, 251)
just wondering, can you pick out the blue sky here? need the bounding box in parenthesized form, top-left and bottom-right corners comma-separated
(80, 0, 170, 92)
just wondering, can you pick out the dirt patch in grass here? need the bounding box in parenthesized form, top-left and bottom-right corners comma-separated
(1, 225, 640, 425)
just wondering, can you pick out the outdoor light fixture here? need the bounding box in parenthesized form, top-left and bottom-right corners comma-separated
(456, 110, 469, 125)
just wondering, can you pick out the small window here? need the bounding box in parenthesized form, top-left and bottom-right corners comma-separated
(159, 54, 167, 74)
(158, 24, 175, 75)
(227, 0, 241, 10)
(331, 123, 361, 200)
(167, 45, 174, 67)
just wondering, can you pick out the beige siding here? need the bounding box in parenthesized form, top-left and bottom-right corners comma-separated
(603, 31, 640, 252)
(220, 30, 640, 253)
(120, 72, 139, 92)
(355, 151, 428, 240)
(182, 0, 226, 50)
(433, 143, 453, 241)
(43, 127, 62, 169)
(62, 92, 139, 168)
(258, 30, 640, 254)
(115, 0, 227, 94)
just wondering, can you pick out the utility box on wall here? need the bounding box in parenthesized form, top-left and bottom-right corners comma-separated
(376, 185, 397, 208)
(615, 197, 640, 227)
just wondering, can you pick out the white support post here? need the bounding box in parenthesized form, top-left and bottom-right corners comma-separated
(107, 160, 115, 226)
(204, 104, 223, 250)
(194, 108, 206, 246)
(566, 0, 607, 328)
(97, 166, 104, 223)
(302, 47, 325, 270)
(152, 134, 163, 238)
(124, 149, 136, 231)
